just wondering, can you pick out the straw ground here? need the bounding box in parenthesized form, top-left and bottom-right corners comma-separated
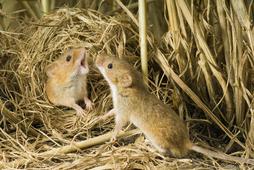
(0, 7, 253, 169)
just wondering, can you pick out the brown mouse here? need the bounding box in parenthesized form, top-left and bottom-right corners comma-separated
(45, 48, 93, 116)
(96, 53, 254, 165)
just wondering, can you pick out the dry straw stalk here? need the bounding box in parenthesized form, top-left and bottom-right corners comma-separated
(0, 0, 254, 169)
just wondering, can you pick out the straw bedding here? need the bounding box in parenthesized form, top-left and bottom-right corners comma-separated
(0, 8, 250, 169)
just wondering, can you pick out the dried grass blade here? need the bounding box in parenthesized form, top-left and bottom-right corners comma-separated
(166, 0, 187, 75)
(115, 0, 138, 25)
(176, 0, 233, 120)
(216, 0, 231, 76)
(155, 49, 244, 149)
(18, 1, 40, 20)
(0, 99, 38, 136)
(2, 129, 141, 168)
(231, 0, 254, 57)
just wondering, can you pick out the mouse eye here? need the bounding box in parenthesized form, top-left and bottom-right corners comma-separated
(107, 63, 113, 69)
(66, 55, 72, 62)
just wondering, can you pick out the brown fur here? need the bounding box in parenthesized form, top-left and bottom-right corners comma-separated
(45, 48, 93, 116)
(96, 54, 191, 157)
(96, 54, 254, 165)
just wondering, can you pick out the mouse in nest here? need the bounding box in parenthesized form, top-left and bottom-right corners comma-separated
(95, 53, 254, 165)
(45, 47, 93, 116)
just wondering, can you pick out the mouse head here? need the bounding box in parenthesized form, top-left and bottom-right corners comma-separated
(96, 53, 136, 88)
(46, 48, 89, 78)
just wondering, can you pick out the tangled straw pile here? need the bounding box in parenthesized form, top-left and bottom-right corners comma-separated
(0, 7, 252, 169)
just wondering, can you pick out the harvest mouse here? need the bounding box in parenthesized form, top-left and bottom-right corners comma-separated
(45, 48, 93, 116)
(96, 53, 254, 165)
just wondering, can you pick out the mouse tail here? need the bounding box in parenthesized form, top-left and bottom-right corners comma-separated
(191, 145, 254, 165)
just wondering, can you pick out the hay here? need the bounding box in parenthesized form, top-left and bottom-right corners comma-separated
(0, 8, 252, 169)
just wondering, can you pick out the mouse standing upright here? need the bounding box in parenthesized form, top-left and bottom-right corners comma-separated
(45, 48, 93, 116)
(96, 53, 254, 165)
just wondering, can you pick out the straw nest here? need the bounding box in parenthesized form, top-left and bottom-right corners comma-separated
(0, 8, 251, 169)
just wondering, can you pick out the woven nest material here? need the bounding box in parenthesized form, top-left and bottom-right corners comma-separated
(0, 8, 248, 169)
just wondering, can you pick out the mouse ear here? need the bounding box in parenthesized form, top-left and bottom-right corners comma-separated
(119, 73, 132, 88)
(45, 62, 58, 77)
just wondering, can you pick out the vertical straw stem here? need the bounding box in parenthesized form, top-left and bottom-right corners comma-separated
(19, 1, 39, 20)
(138, 0, 148, 85)
(41, 0, 55, 15)
(41, 0, 50, 15)
(50, 0, 55, 11)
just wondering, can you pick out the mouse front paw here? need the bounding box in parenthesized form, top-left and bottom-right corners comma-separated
(100, 109, 115, 121)
(100, 114, 111, 121)
(75, 107, 86, 117)
(84, 98, 94, 110)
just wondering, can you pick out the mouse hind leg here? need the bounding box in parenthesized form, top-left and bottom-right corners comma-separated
(151, 137, 189, 157)
(168, 148, 188, 158)
(147, 139, 185, 157)
(166, 140, 191, 158)
(100, 108, 115, 120)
